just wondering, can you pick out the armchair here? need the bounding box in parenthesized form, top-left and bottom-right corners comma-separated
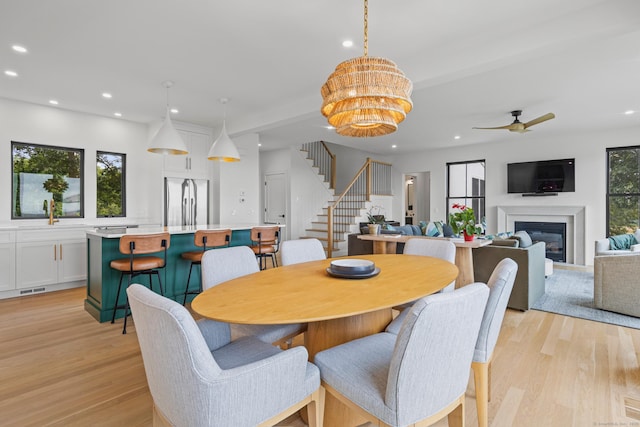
(127, 284, 323, 427)
(594, 254, 640, 317)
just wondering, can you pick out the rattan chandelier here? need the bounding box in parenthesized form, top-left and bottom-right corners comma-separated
(321, 0, 413, 137)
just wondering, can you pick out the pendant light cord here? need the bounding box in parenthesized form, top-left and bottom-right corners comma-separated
(363, 0, 368, 57)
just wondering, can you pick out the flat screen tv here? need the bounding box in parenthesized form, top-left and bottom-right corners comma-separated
(507, 158, 575, 194)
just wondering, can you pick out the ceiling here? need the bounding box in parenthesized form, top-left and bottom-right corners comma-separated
(1, 0, 639, 155)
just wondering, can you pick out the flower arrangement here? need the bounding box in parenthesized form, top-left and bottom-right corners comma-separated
(448, 203, 480, 237)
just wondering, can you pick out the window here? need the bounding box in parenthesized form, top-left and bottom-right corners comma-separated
(447, 160, 486, 230)
(97, 151, 126, 217)
(12, 141, 84, 219)
(607, 146, 640, 236)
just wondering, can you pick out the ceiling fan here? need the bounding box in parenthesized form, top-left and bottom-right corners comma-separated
(473, 110, 555, 133)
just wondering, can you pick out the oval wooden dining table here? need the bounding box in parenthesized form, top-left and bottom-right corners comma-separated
(192, 253, 458, 427)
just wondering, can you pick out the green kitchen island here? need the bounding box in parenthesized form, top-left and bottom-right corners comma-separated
(84, 224, 267, 322)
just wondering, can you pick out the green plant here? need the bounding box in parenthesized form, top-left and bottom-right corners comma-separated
(367, 205, 386, 224)
(43, 174, 69, 195)
(448, 203, 481, 236)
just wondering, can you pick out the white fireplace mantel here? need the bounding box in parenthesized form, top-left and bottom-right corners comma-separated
(496, 205, 586, 265)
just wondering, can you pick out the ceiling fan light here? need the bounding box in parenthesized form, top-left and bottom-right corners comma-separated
(208, 122, 240, 162)
(147, 107, 188, 155)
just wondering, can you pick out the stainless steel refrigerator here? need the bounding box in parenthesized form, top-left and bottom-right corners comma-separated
(164, 177, 209, 226)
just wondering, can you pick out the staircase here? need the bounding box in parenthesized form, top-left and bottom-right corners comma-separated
(299, 142, 364, 256)
(299, 142, 392, 257)
(303, 197, 367, 257)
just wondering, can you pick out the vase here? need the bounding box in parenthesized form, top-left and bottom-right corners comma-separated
(367, 224, 381, 235)
(463, 231, 474, 242)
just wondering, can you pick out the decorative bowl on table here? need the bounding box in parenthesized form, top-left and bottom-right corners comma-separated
(326, 259, 380, 279)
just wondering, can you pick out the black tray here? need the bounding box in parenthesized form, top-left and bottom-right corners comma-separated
(326, 267, 380, 279)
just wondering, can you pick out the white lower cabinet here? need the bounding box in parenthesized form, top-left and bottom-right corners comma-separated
(16, 229, 87, 290)
(0, 230, 16, 291)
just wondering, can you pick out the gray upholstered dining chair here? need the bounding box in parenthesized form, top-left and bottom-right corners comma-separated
(201, 246, 306, 346)
(126, 284, 323, 427)
(404, 238, 456, 292)
(391, 237, 457, 313)
(280, 238, 326, 266)
(386, 257, 517, 427)
(314, 283, 489, 427)
(472, 258, 518, 427)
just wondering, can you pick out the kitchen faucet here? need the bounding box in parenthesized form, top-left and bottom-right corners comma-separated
(49, 199, 59, 225)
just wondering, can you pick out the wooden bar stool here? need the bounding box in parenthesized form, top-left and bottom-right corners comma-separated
(181, 229, 231, 305)
(110, 232, 170, 334)
(250, 226, 280, 270)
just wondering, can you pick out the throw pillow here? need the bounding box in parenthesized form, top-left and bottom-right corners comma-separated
(423, 222, 443, 237)
(510, 230, 533, 248)
(441, 223, 454, 237)
(410, 225, 422, 235)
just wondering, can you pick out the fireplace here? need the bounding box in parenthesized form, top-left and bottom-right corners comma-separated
(496, 205, 585, 265)
(515, 221, 566, 262)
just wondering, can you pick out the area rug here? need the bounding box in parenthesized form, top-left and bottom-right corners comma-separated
(531, 268, 640, 329)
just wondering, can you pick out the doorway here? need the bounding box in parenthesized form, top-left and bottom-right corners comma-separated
(404, 172, 430, 225)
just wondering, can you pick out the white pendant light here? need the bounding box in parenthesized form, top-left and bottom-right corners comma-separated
(148, 81, 188, 155)
(208, 98, 240, 162)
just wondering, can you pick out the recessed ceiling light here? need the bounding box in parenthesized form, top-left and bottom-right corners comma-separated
(342, 40, 354, 48)
(454, 135, 461, 140)
(114, 112, 122, 117)
(391, 144, 397, 149)
(49, 100, 58, 105)
(625, 110, 635, 115)
(170, 108, 179, 114)
(102, 92, 112, 99)
(258, 143, 262, 147)
(12, 45, 27, 53)
(4, 70, 18, 77)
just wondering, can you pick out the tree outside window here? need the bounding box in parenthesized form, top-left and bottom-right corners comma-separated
(97, 151, 126, 217)
(12, 141, 84, 219)
(607, 146, 640, 235)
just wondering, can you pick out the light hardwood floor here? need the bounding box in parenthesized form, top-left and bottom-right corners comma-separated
(1, 285, 640, 427)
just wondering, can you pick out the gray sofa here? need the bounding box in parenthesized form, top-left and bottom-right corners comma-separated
(472, 239, 546, 311)
(348, 222, 416, 256)
(594, 254, 640, 317)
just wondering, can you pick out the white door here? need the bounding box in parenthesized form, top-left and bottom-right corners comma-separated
(264, 173, 286, 224)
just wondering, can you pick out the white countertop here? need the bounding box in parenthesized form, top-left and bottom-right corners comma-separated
(86, 223, 285, 238)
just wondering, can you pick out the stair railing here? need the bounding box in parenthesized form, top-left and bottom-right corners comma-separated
(301, 141, 336, 189)
(327, 157, 392, 257)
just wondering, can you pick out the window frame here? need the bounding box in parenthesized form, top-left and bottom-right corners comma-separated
(96, 150, 127, 218)
(446, 159, 486, 230)
(11, 141, 84, 219)
(606, 145, 640, 236)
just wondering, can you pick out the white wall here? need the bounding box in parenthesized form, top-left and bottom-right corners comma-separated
(0, 98, 162, 226)
(216, 133, 260, 224)
(391, 126, 640, 264)
(324, 142, 390, 193)
(1, 98, 262, 228)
